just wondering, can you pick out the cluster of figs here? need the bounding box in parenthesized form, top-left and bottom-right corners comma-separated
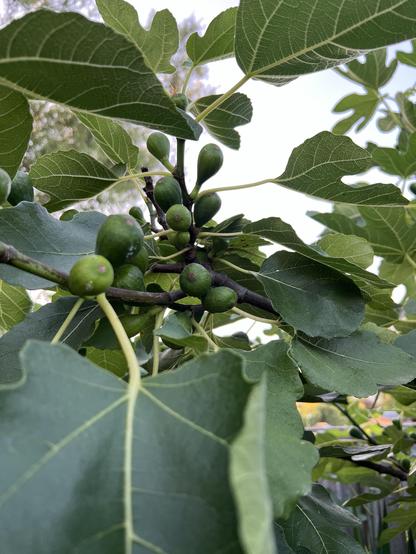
(64, 116, 238, 315)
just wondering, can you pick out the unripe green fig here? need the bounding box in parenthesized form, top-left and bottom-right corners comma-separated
(154, 176, 182, 212)
(60, 209, 79, 221)
(410, 182, 416, 195)
(147, 132, 171, 166)
(129, 246, 149, 273)
(169, 231, 190, 250)
(196, 144, 223, 187)
(410, 432, 416, 440)
(8, 171, 34, 205)
(172, 93, 189, 111)
(166, 204, 192, 231)
(113, 264, 145, 291)
(129, 206, 146, 225)
(393, 419, 402, 430)
(179, 263, 212, 298)
(401, 458, 411, 472)
(119, 314, 145, 338)
(68, 255, 114, 297)
(203, 286, 237, 313)
(96, 214, 144, 267)
(0, 168, 11, 203)
(194, 192, 222, 227)
(349, 427, 365, 440)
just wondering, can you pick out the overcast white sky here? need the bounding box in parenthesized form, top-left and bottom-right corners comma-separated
(130, 1, 415, 244)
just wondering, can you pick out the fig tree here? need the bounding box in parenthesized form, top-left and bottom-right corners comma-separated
(194, 192, 221, 227)
(0, 168, 11, 204)
(203, 286, 237, 313)
(179, 263, 212, 298)
(154, 176, 182, 212)
(95, 214, 144, 267)
(113, 264, 145, 291)
(68, 255, 114, 297)
(8, 171, 34, 205)
(166, 204, 192, 231)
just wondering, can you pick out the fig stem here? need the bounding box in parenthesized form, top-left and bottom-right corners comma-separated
(192, 317, 219, 352)
(51, 298, 84, 344)
(198, 178, 270, 197)
(232, 307, 280, 326)
(216, 258, 255, 276)
(152, 310, 165, 376)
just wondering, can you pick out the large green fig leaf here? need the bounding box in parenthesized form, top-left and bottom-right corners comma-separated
(30, 150, 118, 211)
(278, 485, 364, 554)
(0, 297, 99, 384)
(332, 90, 380, 135)
(318, 233, 374, 269)
(238, 342, 318, 519)
(397, 40, 416, 68)
(312, 207, 416, 263)
(257, 252, 364, 338)
(0, 343, 260, 553)
(0, 203, 105, 289)
(0, 11, 199, 139)
(76, 113, 139, 169)
(0, 281, 31, 332)
(244, 217, 392, 298)
(335, 49, 397, 90)
(273, 132, 406, 206)
(235, 0, 416, 86)
(372, 132, 416, 178)
(192, 93, 253, 149)
(291, 330, 416, 397)
(186, 8, 237, 66)
(96, 0, 179, 74)
(230, 379, 276, 554)
(0, 85, 32, 179)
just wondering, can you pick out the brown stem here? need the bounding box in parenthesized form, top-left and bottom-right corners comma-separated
(351, 459, 407, 481)
(150, 262, 278, 317)
(141, 166, 168, 230)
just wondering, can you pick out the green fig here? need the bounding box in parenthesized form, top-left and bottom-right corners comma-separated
(179, 263, 212, 298)
(95, 214, 144, 267)
(349, 427, 366, 440)
(194, 192, 221, 227)
(203, 286, 237, 313)
(147, 132, 172, 169)
(68, 255, 114, 297)
(154, 176, 182, 212)
(113, 264, 145, 291)
(195, 144, 223, 188)
(129, 246, 149, 273)
(129, 206, 146, 225)
(8, 171, 34, 205)
(410, 183, 416, 195)
(166, 204, 192, 231)
(60, 209, 79, 221)
(169, 231, 190, 250)
(172, 93, 189, 111)
(0, 168, 11, 204)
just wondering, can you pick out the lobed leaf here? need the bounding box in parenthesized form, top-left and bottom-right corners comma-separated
(186, 8, 238, 67)
(76, 112, 139, 169)
(332, 90, 380, 135)
(291, 330, 416, 397)
(0, 11, 199, 139)
(274, 132, 407, 206)
(0, 85, 32, 179)
(30, 150, 118, 211)
(0, 203, 105, 289)
(97, 0, 179, 74)
(235, 0, 416, 86)
(335, 49, 397, 90)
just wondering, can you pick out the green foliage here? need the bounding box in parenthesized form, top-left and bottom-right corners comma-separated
(1, 2, 416, 551)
